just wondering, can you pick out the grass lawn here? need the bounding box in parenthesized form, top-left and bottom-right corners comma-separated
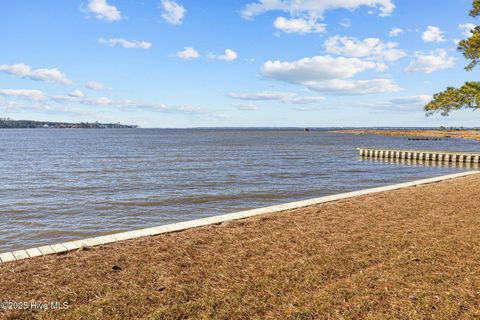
(1, 174, 480, 319)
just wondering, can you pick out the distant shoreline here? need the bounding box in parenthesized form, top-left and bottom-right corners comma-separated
(0, 118, 138, 129)
(334, 129, 480, 142)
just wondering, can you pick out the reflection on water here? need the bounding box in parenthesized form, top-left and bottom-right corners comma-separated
(0, 128, 478, 252)
(360, 157, 480, 170)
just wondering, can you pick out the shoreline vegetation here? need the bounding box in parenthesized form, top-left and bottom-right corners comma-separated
(1, 174, 480, 319)
(0, 118, 138, 129)
(335, 128, 480, 142)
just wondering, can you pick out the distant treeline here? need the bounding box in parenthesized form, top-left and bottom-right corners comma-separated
(0, 118, 138, 129)
(438, 126, 478, 131)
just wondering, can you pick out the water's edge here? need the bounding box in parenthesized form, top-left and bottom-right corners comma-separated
(1, 129, 479, 251)
(1, 171, 478, 264)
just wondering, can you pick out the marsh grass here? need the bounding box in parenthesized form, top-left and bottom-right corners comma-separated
(337, 129, 480, 141)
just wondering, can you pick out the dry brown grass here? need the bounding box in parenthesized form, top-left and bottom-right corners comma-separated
(1, 175, 480, 319)
(336, 129, 480, 142)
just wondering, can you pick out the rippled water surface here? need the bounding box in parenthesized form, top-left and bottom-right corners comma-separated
(1, 129, 479, 251)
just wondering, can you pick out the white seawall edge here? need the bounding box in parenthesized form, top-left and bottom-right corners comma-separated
(1, 170, 479, 264)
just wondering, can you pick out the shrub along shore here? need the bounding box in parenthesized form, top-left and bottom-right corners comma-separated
(0, 174, 480, 319)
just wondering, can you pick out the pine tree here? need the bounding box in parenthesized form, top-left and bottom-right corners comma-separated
(424, 1, 480, 116)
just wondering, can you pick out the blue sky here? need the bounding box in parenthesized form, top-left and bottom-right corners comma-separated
(0, 0, 478, 127)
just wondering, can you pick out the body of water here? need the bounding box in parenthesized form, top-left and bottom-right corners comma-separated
(1, 129, 479, 252)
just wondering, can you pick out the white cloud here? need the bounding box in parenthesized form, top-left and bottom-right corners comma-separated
(99, 38, 152, 49)
(405, 49, 455, 73)
(86, 0, 122, 22)
(356, 94, 432, 112)
(389, 27, 403, 37)
(211, 49, 238, 61)
(304, 79, 399, 95)
(0, 89, 46, 101)
(288, 96, 326, 104)
(324, 36, 406, 61)
(0, 90, 215, 119)
(458, 23, 476, 37)
(86, 81, 105, 90)
(229, 91, 296, 101)
(177, 47, 200, 60)
(114, 100, 221, 119)
(0, 63, 71, 85)
(260, 55, 399, 95)
(236, 103, 258, 110)
(53, 94, 113, 106)
(69, 89, 85, 98)
(208, 49, 238, 62)
(294, 105, 323, 111)
(0, 100, 55, 113)
(92, 97, 113, 105)
(389, 95, 432, 105)
(241, 0, 394, 36)
(421, 26, 445, 43)
(229, 91, 326, 104)
(241, 0, 395, 19)
(273, 17, 326, 34)
(340, 18, 351, 28)
(160, 0, 186, 25)
(261, 56, 384, 82)
(0, 93, 91, 115)
(50, 93, 214, 117)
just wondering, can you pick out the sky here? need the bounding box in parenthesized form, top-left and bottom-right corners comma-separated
(0, 0, 478, 128)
